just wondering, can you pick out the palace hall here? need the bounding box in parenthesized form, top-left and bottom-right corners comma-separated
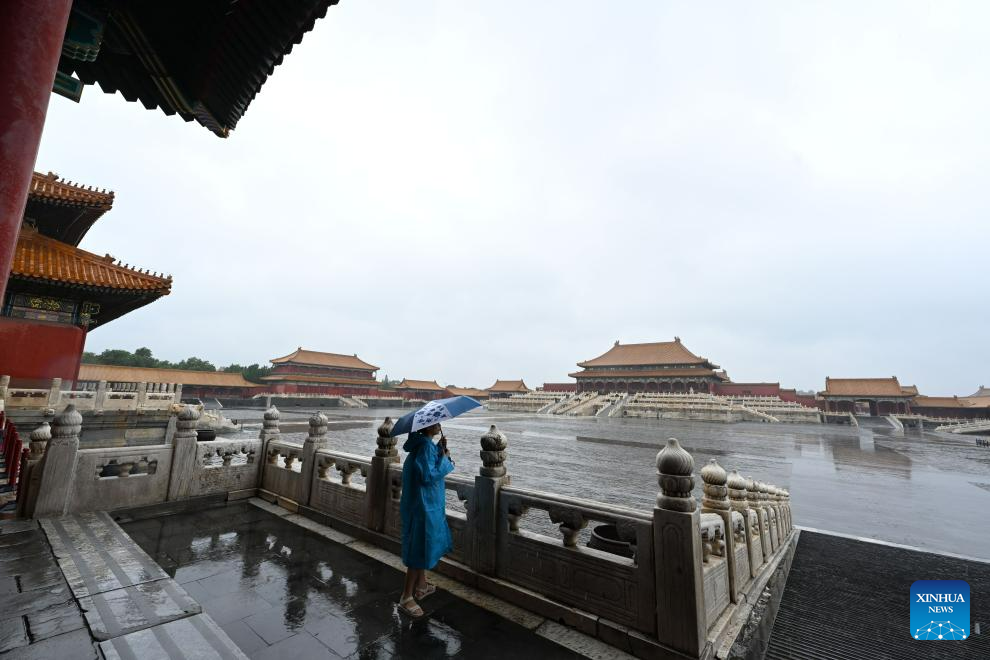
(260, 348, 380, 397)
(570, 338, 727, 394)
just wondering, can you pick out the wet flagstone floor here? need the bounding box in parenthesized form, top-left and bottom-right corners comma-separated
(120, 501, 582, 659)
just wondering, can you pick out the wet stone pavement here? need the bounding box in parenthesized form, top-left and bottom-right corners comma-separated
(121, 501, 582, 659)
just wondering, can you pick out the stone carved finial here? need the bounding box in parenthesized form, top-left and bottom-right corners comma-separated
(479, 425, 508, 478)
(52, 404, 83, 440)
(375, 417, 398, 460)
(260, 406, 281, 441)
(28, 422, 52, 460)
(727, 469, 748, 511)
(700, 459, 729, 511)
(308, 411, 328, 439)
(745, 477, 760, 505)
(656, 438, 696, 512)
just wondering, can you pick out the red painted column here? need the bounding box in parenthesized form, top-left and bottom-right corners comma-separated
(0, 0, 73, 302)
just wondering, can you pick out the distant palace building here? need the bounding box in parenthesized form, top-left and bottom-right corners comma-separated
(487, 380, 531, 399)
(261, 348, 380, 397)
(570, 339, 726, 394)
(0, 173, 171, 384)
(78, 364, 257, 400)
(818, 377, 916, 415)
(394, 379, 446, 401)
(445, 386, 489, 400)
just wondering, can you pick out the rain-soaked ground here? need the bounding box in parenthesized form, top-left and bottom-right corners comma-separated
(225, 407, 990, 561)
(122, 502, 581, 659)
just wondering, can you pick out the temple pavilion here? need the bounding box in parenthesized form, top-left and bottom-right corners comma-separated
(569, 338, 726, 394)
(394, 379, 446, 401)
(0, 172, 171, 383)
(486, 380, 531, 399)
(261, 348, 380, 397)
(818, 377, 916, 416)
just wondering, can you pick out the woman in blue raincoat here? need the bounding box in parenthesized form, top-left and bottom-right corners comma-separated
(398, 422, 454, 617)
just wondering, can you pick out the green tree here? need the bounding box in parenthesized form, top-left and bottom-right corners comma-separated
(174, 357, 216, 372)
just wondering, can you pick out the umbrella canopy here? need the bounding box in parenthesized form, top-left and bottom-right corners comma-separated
(390, 396, 482, 437)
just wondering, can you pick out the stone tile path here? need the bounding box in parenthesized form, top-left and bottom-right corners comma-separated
(0, 518, 97, 658)
(0, 512, 249, 658)
(120, 501, 583, 659)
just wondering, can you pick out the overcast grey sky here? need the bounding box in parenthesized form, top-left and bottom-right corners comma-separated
(37, 1, 988, 394)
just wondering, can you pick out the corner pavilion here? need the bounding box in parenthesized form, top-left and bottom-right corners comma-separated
(0, 173, 171, 384)
(570, 339, 726, 394)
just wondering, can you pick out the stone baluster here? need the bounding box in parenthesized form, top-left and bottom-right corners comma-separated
(300, 411, 329, 506)
(366, 417, 398, 532)
(135, 381, 147, 410)
(28, 421, 51, 461)
(174, 384, 183, 403)
(746, 476, 771, 560)
(259, 406, 281, 442)
(701, 458, 740, 602)
(767, 486, 783, 542)
(653, 438, 705, 658)
(729, 469, 762, 576)
(785, 490, 793, 531)
(94, 380, 107, 414)
(0, 374, 9, 402)
(34, 405, 82, 517)
(46, 377, 62, 412)
(167, 405, 202, 501)
(15, 422, 52, 518)
(472, 425, 509, 575)
(759, 482, 778, 552)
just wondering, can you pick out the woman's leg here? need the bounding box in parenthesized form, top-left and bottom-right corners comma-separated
(401, 567, 421, 602)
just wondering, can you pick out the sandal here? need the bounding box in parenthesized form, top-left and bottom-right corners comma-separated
(414, 583, 436, 600)
(398, 596, 424, 618)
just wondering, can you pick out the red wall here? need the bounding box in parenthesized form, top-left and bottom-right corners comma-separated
(542, 383, 577, 393)
(0, 318, 85, 382)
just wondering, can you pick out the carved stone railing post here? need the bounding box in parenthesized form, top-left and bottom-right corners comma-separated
(747, 477, 771, 559)
(653, 438, 706, 658)
(16, 422, 52, 518)
(366, 417, 398, 532)
(94, 380, 108, 414)
(257, 406, 281, 489)
(729, 469, 761, 576)
(46, 377, 62, 411)
(782, 489, 792, 532)
(759, 482, 778, 552)
(34, 405, 82, 517)
(135, 381, 148, 411)
(301, 411, 329, 506)
(167, 405, 201, 501)
(0, 374, 9, 401)
(701, 458, 739, 603)
(473, 424, 509, 575)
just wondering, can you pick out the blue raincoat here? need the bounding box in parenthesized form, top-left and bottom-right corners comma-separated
(400, 431, 454, 569)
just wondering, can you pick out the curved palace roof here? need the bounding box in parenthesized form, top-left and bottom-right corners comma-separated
(577, 339, 715, 369)
(270, 348, 379, 371)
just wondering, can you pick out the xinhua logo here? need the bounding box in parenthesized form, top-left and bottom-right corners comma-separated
(910, 580, 970, 640)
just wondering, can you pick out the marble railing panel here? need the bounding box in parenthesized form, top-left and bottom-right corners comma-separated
(496, 486, 656, 635)
(70, 445, 172, 512)
(103, 393, 138, 411)
(703, 558, 730, 629)
(3, 389, 49, 409)
(60, 391, 97, 411)
(184, 439, 260, 497)
(310, 450, 371, 528)
(262, 441, 305, 501)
